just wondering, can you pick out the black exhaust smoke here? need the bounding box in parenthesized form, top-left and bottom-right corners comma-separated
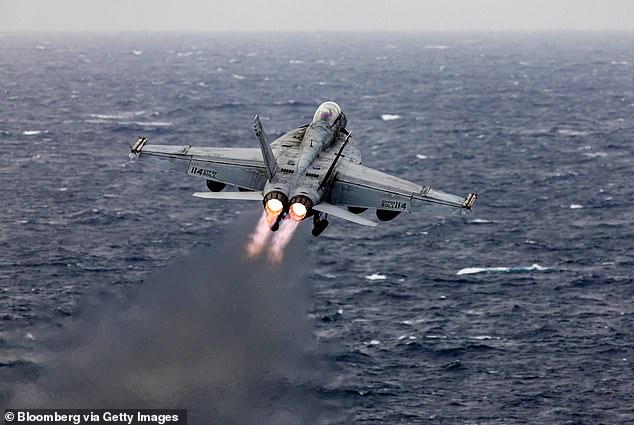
(8, 214, 346, 424)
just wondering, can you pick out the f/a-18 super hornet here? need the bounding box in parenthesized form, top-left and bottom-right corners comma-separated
(130, 101, 477, 237)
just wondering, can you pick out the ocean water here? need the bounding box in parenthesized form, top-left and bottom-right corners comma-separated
(1, 32, 633, 424)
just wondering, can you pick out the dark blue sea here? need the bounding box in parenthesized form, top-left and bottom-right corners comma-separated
(1, 32, 633, 424)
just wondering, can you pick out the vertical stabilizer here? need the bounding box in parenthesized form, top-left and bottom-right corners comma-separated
(252, 115, 278, 180)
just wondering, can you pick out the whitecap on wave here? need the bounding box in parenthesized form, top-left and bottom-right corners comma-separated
(558, 129, 589, 137)
(129, 121, 172, 127)
(469, 218, 493, 224)
(88, 111, 146, 120)
(381, 114, 401, 121)
(365, 273, 387, 281)
(456, 263, 548, 275)
(583, 152, 608, 158)
(22, 130, 43, 136)
(84, 111, 171, 128)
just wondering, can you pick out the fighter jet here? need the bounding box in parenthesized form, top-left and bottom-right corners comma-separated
(130, 101, 477, 236)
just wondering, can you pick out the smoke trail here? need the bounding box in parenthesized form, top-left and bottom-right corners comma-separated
(9, 214, 342, 424)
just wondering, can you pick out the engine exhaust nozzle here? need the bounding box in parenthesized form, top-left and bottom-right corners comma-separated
(288, 195, 313, 222)
(263, 190, 288, 215)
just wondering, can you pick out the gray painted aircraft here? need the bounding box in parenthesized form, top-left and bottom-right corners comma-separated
(130, 101, 477, 236)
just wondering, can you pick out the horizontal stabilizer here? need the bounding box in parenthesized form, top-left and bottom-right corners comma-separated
(192, 192, 263, 201)
(313, 202, 378, 227)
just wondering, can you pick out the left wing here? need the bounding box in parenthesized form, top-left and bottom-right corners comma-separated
(192, 191, 263, 200)
(327, 160, 476, 217)
(130, 137, 268, 191)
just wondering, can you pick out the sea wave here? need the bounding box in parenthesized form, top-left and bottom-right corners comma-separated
(456, 263, 549, 275)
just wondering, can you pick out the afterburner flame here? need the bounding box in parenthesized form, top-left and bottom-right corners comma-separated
(245, 211, 301, 263)
(265, 198, 284, 216)
(269, 218, 300, 263)
(245, 198, 303, 262)
(264, 198, 284, 228)
(289, 202, 308, 221)
(265, 212, 279, 228)
(245, 212, 272, 258)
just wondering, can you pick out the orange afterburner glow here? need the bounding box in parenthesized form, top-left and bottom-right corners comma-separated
(246, 193, 305, 262)
(245, 211, 302, 263)
(245, 212, 272, 258)
(265, 198, 284, 228)
(269, 218, 299, 263)
(265, 198, 284, 215)
(289, 202, 308, 221)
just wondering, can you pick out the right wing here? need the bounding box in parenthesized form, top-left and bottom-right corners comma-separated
(130, 137, 268, 191)
(327, 160, 477, 218)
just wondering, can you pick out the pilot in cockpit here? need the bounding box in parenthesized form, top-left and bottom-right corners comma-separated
(317, 109, 333, 122)
(312, 101, 341, 127)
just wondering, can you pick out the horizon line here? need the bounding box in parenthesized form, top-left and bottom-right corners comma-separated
(2, 28, 634, 34)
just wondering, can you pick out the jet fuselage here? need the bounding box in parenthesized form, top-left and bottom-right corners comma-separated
(263, 102, 347, 222)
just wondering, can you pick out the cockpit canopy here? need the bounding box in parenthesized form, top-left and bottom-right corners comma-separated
(312, 101, 342, 127)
